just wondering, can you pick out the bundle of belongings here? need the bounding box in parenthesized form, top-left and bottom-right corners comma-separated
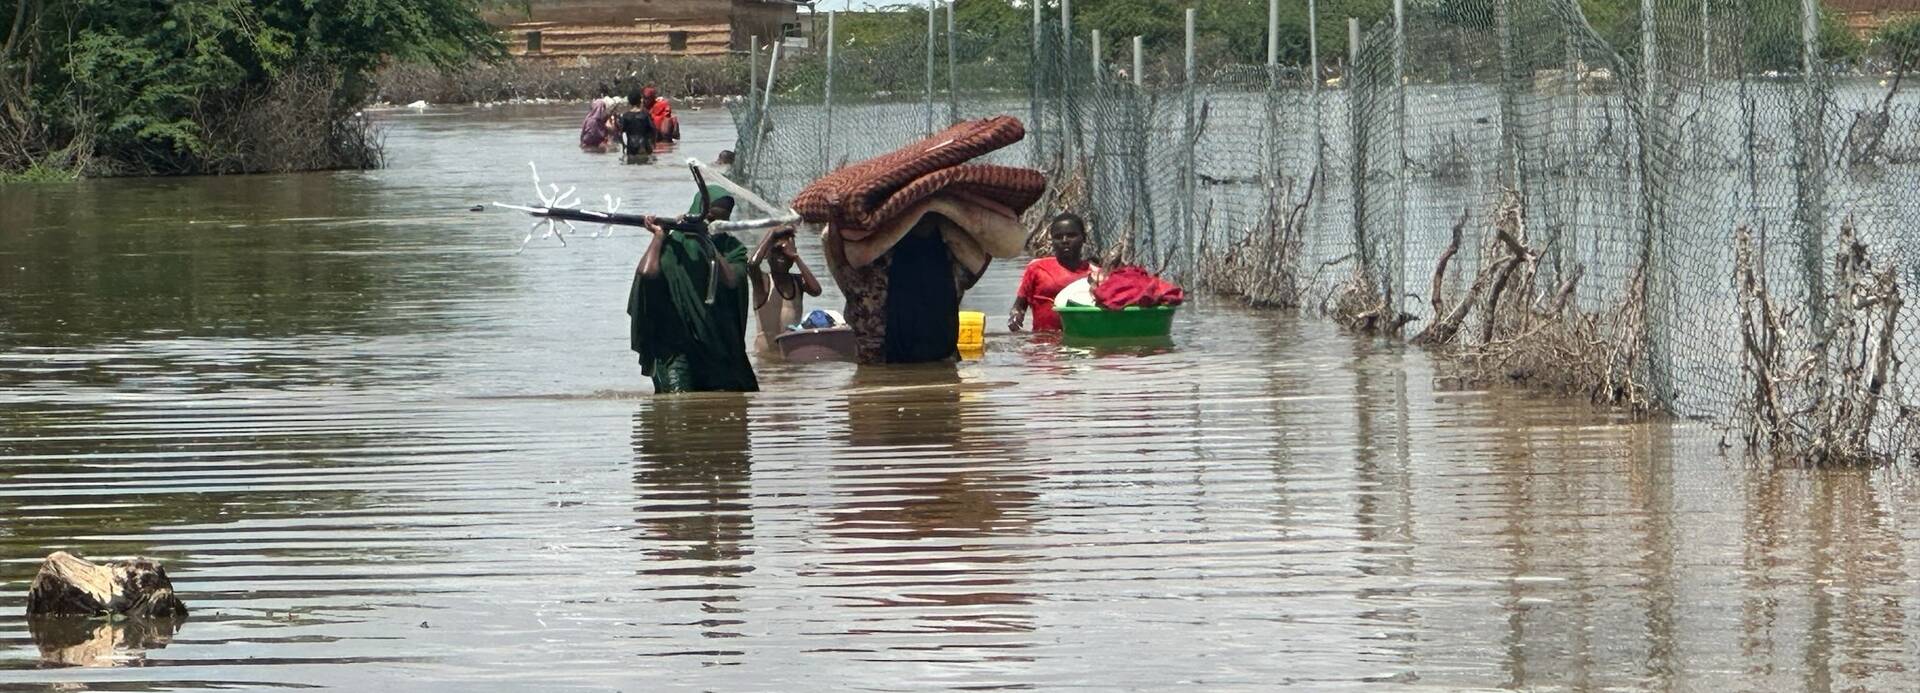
(793, 116, 1046, 363)
(1059, 266, 1186, 310)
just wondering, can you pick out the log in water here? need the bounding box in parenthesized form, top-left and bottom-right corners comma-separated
(25, 552, 186, 620)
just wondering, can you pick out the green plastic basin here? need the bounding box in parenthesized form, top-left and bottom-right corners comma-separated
(1056, 304, 1177, 340)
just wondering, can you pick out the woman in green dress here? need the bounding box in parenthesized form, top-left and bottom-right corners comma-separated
(627, 196, 759, 393)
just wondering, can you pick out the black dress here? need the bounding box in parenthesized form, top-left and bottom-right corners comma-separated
(619, 111, 655, 163)
(882, 217, 960, 364)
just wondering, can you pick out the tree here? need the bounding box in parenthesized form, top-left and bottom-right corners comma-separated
(1, 0, 502, 175)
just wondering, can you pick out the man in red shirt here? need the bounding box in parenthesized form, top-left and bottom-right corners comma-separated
(1010, 213, 1097, 332)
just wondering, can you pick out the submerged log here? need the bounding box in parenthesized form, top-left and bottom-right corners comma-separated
(25, 552, 187, 619)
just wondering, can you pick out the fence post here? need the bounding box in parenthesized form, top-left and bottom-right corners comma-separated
(1349, 17, 1367, 276)
(1700, 0, 1711, 78)
(925, 0, 936, 135)
(1184, 7, 1197, 275)
(1391, 0, 1407, 314)
(1799, 0, 1828, 333)
(1268, 0, 1279, 67)
(1031, 0, 1043, 168)
(1091, 29, 1103, 81)
(1308, 0, 1321, 139)
(1131, 35, 1143, 88)
(1635, 0, 1671, 405)
(824, 11, 836, 176)
(1091, 27, 1105, 244)
(748, 35, 760, 161)
(1062, 0, 1079, 161)
(947, 1, 958, 124)
(750, 42, 782, 187)
(1495, 0, 1518, 191)
(1262, 0, 1277, 205)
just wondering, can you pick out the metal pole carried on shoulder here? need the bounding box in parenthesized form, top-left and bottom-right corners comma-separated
(494, 160, 804, 302)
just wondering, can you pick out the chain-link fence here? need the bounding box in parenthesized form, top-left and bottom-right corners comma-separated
(733, 0, 1920, 462)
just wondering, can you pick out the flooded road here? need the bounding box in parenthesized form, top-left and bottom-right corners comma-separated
(4, 104, 1920, 691)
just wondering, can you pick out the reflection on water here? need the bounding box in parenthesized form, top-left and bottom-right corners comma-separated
(3, 104, 1920, 690)
(30, 617, 181, 668)
(632, 394, 755, 657)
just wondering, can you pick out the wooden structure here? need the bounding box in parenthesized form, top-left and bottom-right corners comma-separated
(487, 0, 807, 59)
(1831, 0, 1920, 37)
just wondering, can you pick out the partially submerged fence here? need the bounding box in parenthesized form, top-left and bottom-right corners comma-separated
(732, 0, 1920, 463)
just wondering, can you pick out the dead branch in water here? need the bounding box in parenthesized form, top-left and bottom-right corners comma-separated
(1413, 188, 1652, 412)
(1735, 221, 1920, 465)
(1198, 167, 1321, 309)
(1429, 209, 1468, 320)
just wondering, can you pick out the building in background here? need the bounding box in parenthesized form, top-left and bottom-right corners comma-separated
(486, 0, 809, 59)
(1831, 0, 1920, 37)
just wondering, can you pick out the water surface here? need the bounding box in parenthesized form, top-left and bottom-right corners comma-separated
(2, 104, 1919, 691)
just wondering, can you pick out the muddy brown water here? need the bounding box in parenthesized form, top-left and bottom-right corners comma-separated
(2, 104, 1919, 691)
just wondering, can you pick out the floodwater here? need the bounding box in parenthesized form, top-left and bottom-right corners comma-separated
(3, 104, 1920, 692)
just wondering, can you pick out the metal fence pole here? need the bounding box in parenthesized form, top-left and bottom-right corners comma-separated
(1184, 7, 1197, 275)
(1268, 0, 1279, 67)
(1131, 34, 1150, 266)
(1799, 0, 1827, 331)
(824, 11, 836, 176)
(1131, 35, 1143, 88)
(1392, 0, 1407, 312)
(1262, 0, 1277, 199)
(748, 35, 760, 165)
(1091, 27, 1104, 240)
(926, 0, 936, 135)
(1031, 0, 1043, 168)
(1700, 0, 1711, 77)
(1495, 0, 1517, 190)
(750, 42, 783, 186)
(947, 1, 958, 124)
(1062, 0, 1078, 161)
(1061, 0, 1072, 49)
(1307, 1, 1322, 206)
(1091, 29, 1103, 81)
(1636, 0, 1670, 404)
(1350, 17, 1368, 275)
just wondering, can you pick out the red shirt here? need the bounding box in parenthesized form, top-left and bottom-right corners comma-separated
(1017, 257, 1094, 332)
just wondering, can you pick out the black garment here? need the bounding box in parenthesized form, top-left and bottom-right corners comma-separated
(620, 110, 656, 161)
(882, 217, 960, 364)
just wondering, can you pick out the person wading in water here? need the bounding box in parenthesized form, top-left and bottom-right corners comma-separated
(618, 90, 658, 164)
(627, 195, 757, 393)
(1009, 213, 1097, 332)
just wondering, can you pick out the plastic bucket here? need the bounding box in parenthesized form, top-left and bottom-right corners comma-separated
(957, 311, 986, 351)
(1057, 305, 1177, 340)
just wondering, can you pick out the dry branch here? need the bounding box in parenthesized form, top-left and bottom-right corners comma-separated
(1413, 189, 1652, 413)
(1734, 221, 1920, 465)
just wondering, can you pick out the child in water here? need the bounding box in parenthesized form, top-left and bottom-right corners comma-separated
(748, 227, 824, 355)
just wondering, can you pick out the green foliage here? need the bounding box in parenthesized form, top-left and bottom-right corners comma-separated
(1738, 0, 1861, 73)
(0, 161, 79, 183)
(3, 0, 502, 175)
(1874, 16, 1920, 70)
